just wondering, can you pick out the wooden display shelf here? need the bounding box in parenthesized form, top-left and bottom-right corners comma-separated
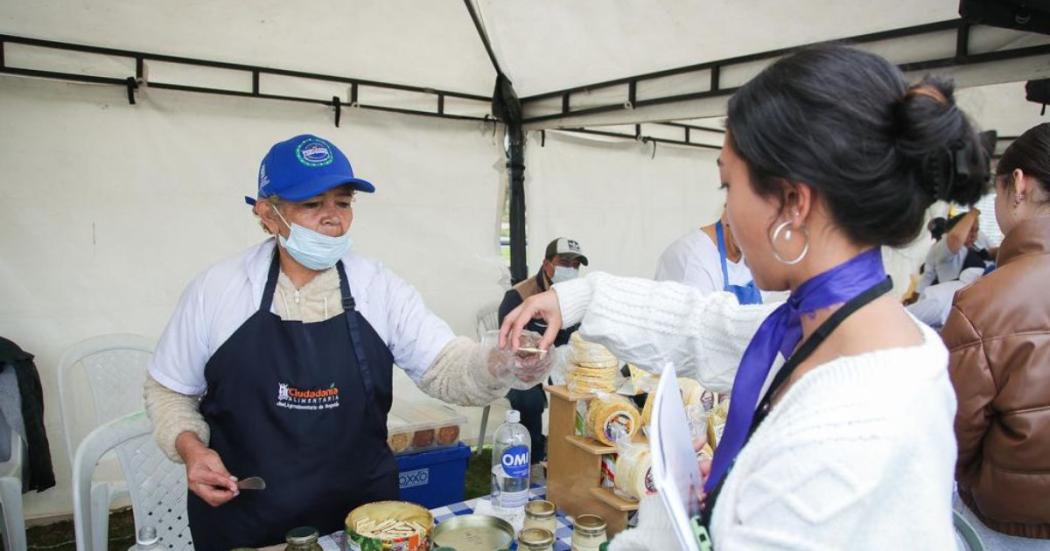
(565, 434, 617, 455)
(589, 487, 639, 512)
(545, 384, 637, 537)
(546, 384, 597, 403)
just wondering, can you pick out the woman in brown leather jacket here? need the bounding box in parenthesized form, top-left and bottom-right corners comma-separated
(944, 123, 1050, 544)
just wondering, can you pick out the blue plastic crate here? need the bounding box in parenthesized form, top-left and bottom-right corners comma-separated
(395, 442, 472, 509)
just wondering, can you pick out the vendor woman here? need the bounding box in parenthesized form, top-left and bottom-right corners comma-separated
(144, 134, 547, 550)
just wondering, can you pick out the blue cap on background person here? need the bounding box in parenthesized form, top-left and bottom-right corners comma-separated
(244, 134, 375, 205)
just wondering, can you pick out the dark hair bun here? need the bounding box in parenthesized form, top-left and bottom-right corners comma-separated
(726, 45, 990, 248)
(894, 77, 990, 206)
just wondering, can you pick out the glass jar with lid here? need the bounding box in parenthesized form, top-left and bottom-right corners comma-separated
(285, 526, 323, 551)
(518, 527, 555, 551)
(524, 500, 558, 534)
(571, 514, 607, 551)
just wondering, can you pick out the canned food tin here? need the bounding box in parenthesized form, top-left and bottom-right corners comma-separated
(345, 501, 433, 551)
(431, 514, 515, 551)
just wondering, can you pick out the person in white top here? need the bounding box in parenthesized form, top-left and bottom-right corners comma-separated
(501, 45, 990, 549)
(144, 134, 549, 550)
(655, 207, 762, 305)
(916, 209, 996, 293)
(907, 267, 984, 329)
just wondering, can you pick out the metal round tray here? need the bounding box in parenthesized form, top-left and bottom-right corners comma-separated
(431, 514, 515, 551)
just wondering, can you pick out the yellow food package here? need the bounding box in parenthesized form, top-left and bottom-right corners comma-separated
(586, 393, 641, 446)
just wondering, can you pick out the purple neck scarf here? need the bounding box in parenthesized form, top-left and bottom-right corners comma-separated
(705, 248, 887, 492)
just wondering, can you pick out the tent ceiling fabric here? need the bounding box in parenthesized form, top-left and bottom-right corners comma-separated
(4, 0, 1047, 131)
(479, 0, 959, 97)
(0, 0, 498, 96)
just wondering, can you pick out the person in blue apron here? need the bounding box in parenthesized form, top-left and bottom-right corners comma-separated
(144, 134, 549, 550)
(655, 209, 763, 305)
(714, 221, 762, 305)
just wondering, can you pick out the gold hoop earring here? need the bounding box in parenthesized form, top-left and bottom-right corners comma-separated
(770, 220, 810, 265)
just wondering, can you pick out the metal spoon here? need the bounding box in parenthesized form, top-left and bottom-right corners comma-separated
(236, 476, 266, 490)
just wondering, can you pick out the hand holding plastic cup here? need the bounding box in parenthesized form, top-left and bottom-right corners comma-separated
(482, 329, 552, 389)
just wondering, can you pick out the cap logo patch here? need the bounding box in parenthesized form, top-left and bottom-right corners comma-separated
(296, 139, 334, 168)
(567, 239, 581, 252)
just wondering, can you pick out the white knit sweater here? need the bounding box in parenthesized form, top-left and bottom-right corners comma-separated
(554, 273, 958, 550)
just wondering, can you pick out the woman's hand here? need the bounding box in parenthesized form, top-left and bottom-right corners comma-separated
(481, 330, 554, 388)
(696, 459, 713, 510)
(176, 432, 239, 507)
(499, 290, 564, 351)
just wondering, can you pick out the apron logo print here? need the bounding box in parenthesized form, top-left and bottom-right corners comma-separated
(275, 381, 341, 411)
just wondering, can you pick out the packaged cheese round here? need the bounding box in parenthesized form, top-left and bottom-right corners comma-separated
(569, 333, 619, 368)
(614, 442, 656, 500)
(567, 364, 620, 394)
(707, 399, 730, 450)
(677, 378, 705, 408)
(640, 378, 710, 430)
(585, 393, 640, 446)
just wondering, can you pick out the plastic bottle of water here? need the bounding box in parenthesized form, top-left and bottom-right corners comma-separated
(127, 526, 161, 550)
(491, 409, 531, 517)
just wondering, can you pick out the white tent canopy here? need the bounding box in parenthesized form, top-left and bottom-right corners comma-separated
(1, 0, 1047, 520)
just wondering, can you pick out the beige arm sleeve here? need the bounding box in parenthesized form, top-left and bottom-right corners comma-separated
(418, 337, 510, 407)
(144, 374, 209, 463)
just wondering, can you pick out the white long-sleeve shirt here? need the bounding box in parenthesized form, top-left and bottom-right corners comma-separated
(554, 273, 958, 550)
(149, 239, 455, 395)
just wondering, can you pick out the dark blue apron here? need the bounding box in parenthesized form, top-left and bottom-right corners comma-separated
(716, 221, 763, 305)
(187, 253, 398, 550)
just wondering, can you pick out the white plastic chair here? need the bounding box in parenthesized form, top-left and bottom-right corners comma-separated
(73, 411, 191, 551)
(58, 334, 155, 550)
(475, 301, 508, 454)
(0, 429, 27, 551)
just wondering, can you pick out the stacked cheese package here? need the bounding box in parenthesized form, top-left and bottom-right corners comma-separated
(613, 442, 657, 500)
(581, 393, 642, 446)
(566, 333, 621, 394)
(706, 398, 730, 453)
(635, 376, 716, 459)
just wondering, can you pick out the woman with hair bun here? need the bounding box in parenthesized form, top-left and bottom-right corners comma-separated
(944, 122, 1050, 546)
(501, 44, 989, 549)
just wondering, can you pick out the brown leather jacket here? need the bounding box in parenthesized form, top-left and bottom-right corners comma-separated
(943, 216, 1050, 539)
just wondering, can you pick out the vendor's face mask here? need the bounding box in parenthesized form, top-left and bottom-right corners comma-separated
(551, 265, 580, 284)
(272, 207, 351, 271)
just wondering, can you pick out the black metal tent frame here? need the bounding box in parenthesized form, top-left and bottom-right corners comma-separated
(0, 11, 1047, 282)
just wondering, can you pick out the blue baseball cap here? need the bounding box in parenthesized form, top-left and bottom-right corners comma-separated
(244, 134, 374, 205)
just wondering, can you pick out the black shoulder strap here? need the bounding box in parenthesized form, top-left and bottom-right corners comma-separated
(336, 260, 375, 401)
(260, 249, 281, 312)
(696, 276, 893, 545)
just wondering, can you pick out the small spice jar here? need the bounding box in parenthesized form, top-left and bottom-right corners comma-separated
(518, 527, 555, 551)
(285, 526, 323, 551)
(524, 499, 558, 534)
(571, 514, 607, 551)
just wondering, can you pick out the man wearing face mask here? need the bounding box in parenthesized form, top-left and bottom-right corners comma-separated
(497, 238, 588, 472)
(143, 134, 550, 550)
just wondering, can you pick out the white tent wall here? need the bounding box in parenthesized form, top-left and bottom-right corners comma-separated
(522, 131, 948, 301)
(0, 74, 507, 519)
(523, 131, 723, 279)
